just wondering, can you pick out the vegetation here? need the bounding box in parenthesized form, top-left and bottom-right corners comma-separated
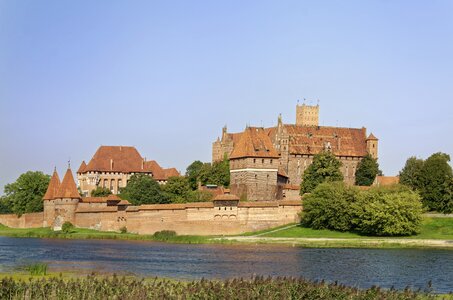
(119, 174, 170, 205)
(355, 154, 381, 186)
(90, 186, 112, 197)
(186, 157, 230, 189)
(301, 182, 423, 236)
(162, 176, 192, 203)
(153, 230, 177, 241)
(22, 262, 48, 276)
(61, 222, 74, 234)
(186, 160, 204, 190)
(120, 226, 127, 234)
(300, 151, 343, 194)
(0, 171, 50, 216)
(0, 274, 436, 300)
(399, 153, 453, 213)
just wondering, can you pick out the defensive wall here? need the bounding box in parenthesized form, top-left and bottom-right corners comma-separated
(0, 200, 302, 236)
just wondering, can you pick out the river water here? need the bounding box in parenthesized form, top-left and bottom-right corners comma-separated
(0, 237, 451, 293)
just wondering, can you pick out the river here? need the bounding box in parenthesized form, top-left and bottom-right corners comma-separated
(0, 237, 451, 293)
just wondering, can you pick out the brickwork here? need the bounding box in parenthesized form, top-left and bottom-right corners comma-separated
(296, 104, 319, 126)
(0, 212, 44, 228)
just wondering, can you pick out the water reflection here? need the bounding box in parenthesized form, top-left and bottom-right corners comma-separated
(0, 237, 451, 293)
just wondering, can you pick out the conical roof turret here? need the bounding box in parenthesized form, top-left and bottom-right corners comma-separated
(43, 168, 61, 200)
(55, 168, 81, 199)
(366, 133, 378, 140)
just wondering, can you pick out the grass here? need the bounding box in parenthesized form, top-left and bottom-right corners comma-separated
(0, 273, 445, 300)
(259, 217, 453, 240)
(0, 224, 211, 244)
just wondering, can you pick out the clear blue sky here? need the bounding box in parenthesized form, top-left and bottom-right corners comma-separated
(1, 1, 452, 192)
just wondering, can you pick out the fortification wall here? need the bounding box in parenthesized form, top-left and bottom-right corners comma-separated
(0, 212, 44, 228)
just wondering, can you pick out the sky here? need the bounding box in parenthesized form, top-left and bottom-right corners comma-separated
(1, 0, 452, 192)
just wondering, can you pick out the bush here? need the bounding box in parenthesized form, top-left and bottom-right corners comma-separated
(301, 182, 358, 231)
(61, 221, 74, 234)
(352, 186, 423, 236)
(153, 230, 177, 241)
(300, 182, 423, 236)
(91, 187, 112, 197)
(120, 226, 127, 234)
(26, 262, 48, 276)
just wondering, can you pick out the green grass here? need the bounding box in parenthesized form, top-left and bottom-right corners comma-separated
(0, 224, 211, 244)
(260, 217, 453, 240)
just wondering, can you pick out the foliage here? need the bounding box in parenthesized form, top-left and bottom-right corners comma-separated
(300, 182, 423, 236)
(119, 226, 127, 234)
(61, 222, 74, 234)
(186, 190, 214, 202)
(0, 196, 12, 214)
(2, 171, 50, 216)
(153, 230, 177, 241)
(0, 275, 434, 299)
(24, 263, 48, 276)
(399, 157, 424, 191)
(351, 186, 423, 236)
(418, 152, 453, 213)
(162, 176, 191, 203)
(355, 154, 381, 186)
(301, 182, 358, 231)
(300, 151, 343, 194)
(119, 174, 170, 205)
(90, 187, 112, 197)
(186, 160, 204, 190)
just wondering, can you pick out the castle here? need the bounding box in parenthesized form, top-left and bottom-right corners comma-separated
(212, 104, 378, 201)
(0, 165, 301, 235)
(77, 146, 180, 197)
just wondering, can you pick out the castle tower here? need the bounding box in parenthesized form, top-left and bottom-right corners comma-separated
(296, 103, 319, 126)
(366, 133, 378, 159)
(53, 167, 81, 230)
(229, 127, 280, 201)
(43, 168, 60, 227)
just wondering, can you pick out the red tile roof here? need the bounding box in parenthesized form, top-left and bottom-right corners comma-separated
(230, 127, 280, 159)
(282, 125, 368, 157)
(43, 169, 61, 200)
(80, 146, 179, 180)
(55, 168, 81, 199)
(77, 161, 87, 173)
(213, 194, 240, 201)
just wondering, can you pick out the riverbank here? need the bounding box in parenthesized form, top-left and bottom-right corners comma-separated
(0, 273, 443, 300)
(0, 217, 452, 249)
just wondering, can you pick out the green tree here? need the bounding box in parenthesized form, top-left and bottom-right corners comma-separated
(90, 187, 112, 197)
(300, 151, 343, 194)
(209, 157, 230, 187)
(352, 185, 423, 236)
(301, 182, 358, 231)
(355, 154, 380, 186)
(419, 152, 453, 212)
(119, 174, 169, 205)
(2, 171, 50, 216)
(399, 156, 424, 190)
(162, 176, 191, 203)
(186, 160, 204, 190)
(0, 196, 12, 214)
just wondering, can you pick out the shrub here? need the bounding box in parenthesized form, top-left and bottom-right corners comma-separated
(26, 262, 48, 276)
(91, 187, 112, 197)
(61, 221, 74, 234)
(352, 186, 423, 236)
(120, 226, 127, 234)
(153, 230, 177, 241)
(301, 182, 358, 231)
(300, 182, 423, 236)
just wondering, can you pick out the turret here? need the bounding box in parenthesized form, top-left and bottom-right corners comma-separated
(53, 167, 81, 230)
(366, 133, 378, 159)
(43, 168, 60, 227)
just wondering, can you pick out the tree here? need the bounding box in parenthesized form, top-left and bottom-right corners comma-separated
(355, 154, 380, 186)
(399, 156, 424, 191)
(119, 174, 169, 205)
(418, 152, 453, 212)
(2, 171, 50, 216)
(0, 196, 12, 214)
(186, 160, 204, 190)
(300, 151, 343, 194)
(352, 185, 423, 236)
(91, 187, 112, 197)
(301, 182, 358, 231)
(208, 158, 230, 187)
(162, 176, 191, 203)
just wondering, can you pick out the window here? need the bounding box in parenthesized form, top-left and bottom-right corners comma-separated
(270, 159, 273, 164)
(262, 159, 265, 163)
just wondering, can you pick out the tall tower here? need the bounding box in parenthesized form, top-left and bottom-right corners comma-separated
(366, 133, 378, 159)
(53, 167, 81, 230)
(296, 104, 319, 126)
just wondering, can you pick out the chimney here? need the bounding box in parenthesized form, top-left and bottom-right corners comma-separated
(110, 159, 114, 170)
(141, 159, 144, 170)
